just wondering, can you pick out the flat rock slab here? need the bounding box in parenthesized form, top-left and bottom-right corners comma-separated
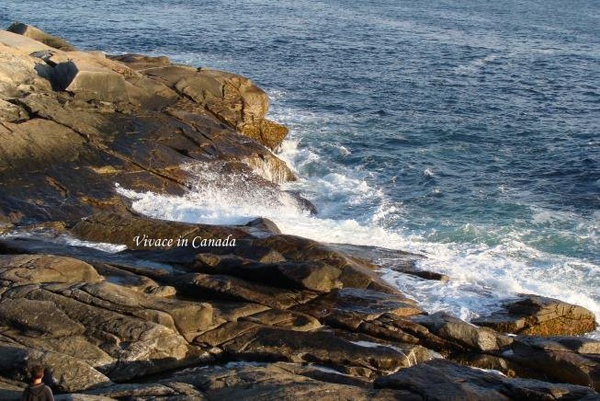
(296, 287, 423, 323)
(0, 336, 111, 393)
(0, 30, 53, 55)
(199, 259, 344, 293)
(172, 272, 320, 309)
(0, 281, 207, 386)
(294, 288, 425, 347)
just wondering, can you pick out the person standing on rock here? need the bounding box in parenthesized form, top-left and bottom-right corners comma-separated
(21, 365, 54, 401)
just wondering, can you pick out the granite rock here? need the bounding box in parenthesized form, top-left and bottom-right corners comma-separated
(472, 294, 598, 336)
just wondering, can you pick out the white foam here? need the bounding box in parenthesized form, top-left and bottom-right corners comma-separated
(455, 54, 500, 75)
(0, 230, 127, 254)
(60, 236, 128, 253)
(350, 341, 420, 367)
(423, 167, 436, 178)
(380, 232, 600, 334)
(116, 183, 309, 228)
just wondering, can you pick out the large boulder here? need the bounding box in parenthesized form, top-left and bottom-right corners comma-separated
(240, 234, 399, 293)
(472, 294, 598, 336)
(54, 59, 128, 102)
(194, 257, 343, 293)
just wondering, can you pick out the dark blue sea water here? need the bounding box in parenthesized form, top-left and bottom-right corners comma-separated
(2, 0, 599, 333)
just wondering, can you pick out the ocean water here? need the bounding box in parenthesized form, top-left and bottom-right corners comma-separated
(2, 0, 599, 336)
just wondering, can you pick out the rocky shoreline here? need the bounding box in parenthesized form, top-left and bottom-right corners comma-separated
(0, 24, 598, 400)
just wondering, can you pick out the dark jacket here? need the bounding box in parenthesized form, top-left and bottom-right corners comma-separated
(21, 384, 54, 401)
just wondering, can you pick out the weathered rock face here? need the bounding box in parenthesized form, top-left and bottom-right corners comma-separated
(70, 212, 251, 252)
(54, 59, 128, 102)
(472, 294, 598, 336)
(169, 67, 289, 150)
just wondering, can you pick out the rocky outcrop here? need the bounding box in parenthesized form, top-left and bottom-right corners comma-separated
(108, 53, 289, 151)
(0, 25, 295, 226)
(170, 67, 289, 150)
(0, 24, 598, 400)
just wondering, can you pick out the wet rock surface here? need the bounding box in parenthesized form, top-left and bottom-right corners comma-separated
(0, 24, 598, 400)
